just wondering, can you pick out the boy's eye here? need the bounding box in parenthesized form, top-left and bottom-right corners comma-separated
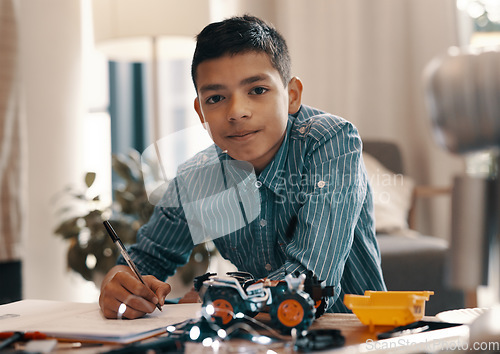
(206, 95, 224, 104)
(250, 87, 268, 95)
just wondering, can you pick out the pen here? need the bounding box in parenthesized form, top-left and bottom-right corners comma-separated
(103, 220, 162, 312)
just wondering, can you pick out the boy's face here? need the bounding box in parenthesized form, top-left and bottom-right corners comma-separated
(194, 51, 302, 172)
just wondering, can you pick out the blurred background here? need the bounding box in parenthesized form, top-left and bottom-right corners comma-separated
(0, 0, 498, 306)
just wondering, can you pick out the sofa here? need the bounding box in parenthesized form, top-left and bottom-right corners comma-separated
(363, 141, 465, 315)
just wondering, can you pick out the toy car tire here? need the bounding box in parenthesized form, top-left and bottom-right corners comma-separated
(270, 291, 315, 334)
(204, 288, 242, 327)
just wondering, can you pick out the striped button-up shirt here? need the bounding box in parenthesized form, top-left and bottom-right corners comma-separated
(119, 105, 386, 312)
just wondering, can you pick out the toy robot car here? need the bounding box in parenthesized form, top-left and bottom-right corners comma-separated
(194, 271, 334, 334)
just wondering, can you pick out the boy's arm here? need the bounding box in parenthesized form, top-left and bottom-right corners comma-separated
(267, 122, 383, 310)
(118, 204, 194, 281)
(117, 179, 195, 281)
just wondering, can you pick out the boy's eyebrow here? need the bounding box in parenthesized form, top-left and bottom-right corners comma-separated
(239, 74, 269, 86)
(198, 74, 270, 94)
(199, 83, 225, 93)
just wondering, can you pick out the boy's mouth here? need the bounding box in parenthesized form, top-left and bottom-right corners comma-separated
(227, 130, 260, 140)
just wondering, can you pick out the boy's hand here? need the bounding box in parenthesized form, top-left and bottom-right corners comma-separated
(99, 265, 171, 319)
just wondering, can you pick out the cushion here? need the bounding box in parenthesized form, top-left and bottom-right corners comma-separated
(363, 152, 415, 235)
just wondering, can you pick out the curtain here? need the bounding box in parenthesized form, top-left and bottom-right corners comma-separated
(0, 0, 24, 262)
(229, 0, 465, 239)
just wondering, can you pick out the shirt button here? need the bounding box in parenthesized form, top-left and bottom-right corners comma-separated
(299, 126, 306, 134)
(255, 181, 262, 188)
(317, 180, 326, 188)
(265, 264, 272, 271)
(259, 219, 267, 227)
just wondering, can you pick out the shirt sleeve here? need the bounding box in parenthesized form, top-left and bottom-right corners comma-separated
(267, 121, 369, 309)
(117, 180, 194, 281)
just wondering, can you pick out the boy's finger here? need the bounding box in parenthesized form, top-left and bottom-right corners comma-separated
(144, 276, 171, 306)
(101, 278, 156, 317)
(108, 295, 151, 319)
(156, 283, 171, 306)
(116, 272, 159, 306)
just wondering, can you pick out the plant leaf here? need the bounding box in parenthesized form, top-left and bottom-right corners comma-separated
(112, 155, 134, 182)
(85, 172, 97, 188)
(54, 217, 81, 239)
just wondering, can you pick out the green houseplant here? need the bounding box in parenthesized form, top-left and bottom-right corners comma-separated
(54, 150, 213, 287)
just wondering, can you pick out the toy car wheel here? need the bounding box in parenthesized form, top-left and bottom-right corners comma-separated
(205, 288, 242, 327)
(270, 292, 315, 334)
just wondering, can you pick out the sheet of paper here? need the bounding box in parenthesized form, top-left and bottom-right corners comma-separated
(0, 299, 202, 343)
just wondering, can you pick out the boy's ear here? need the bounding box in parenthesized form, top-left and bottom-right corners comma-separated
(287, 77, 303, 114)
(194, 97, 206, 126)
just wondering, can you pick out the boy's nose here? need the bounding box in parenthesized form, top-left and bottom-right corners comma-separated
(227, 93, 251, 121)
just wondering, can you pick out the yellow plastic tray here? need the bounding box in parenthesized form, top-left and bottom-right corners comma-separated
(344, 291, 434, 330)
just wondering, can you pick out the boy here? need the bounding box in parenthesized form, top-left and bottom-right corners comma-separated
(99, 15, 386, 320)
